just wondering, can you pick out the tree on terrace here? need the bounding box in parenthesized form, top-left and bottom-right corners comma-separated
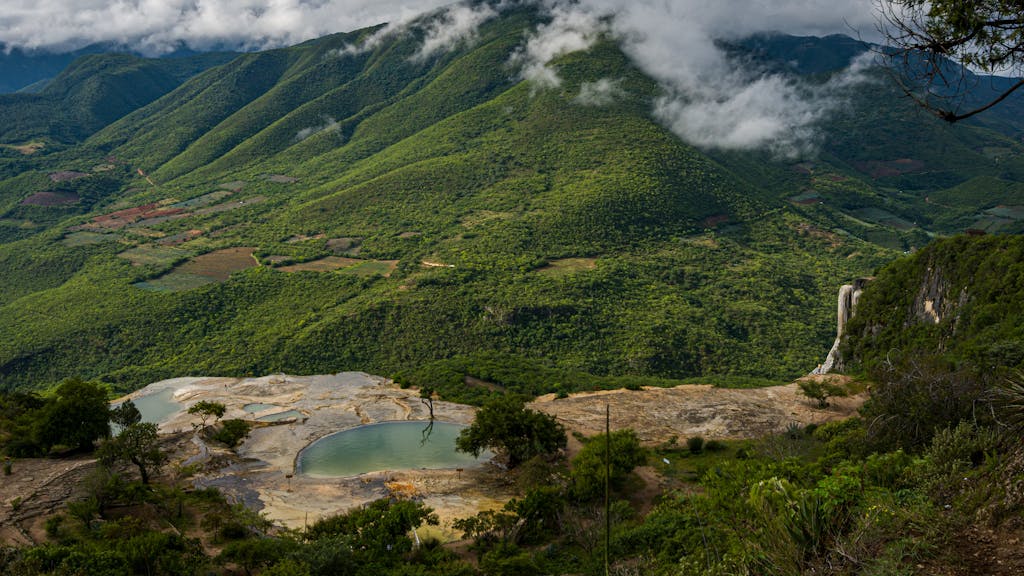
(456, 394, 566, 468)
(99, 422, 166, 484)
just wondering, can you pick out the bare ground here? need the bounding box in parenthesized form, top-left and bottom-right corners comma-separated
(530, 375, 864, 444)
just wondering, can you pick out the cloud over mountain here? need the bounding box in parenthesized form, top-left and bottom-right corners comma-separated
(0, 0, 879, 153)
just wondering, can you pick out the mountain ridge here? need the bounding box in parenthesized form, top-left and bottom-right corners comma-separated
(0, 6, 1022, 392)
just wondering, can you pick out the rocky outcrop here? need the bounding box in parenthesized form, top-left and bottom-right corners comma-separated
(911, 265, 968, 328)
(813, 278, 870, 374)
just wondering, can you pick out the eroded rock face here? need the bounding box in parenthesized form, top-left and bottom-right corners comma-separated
(911, 265, 968, 329)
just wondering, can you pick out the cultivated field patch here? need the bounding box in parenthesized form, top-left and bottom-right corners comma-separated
(851, 207, 915, 230)
(337, 260, 399, 277)
(853, 158, 925, 179)
(48, 171, 89, 182)
(984, 205, 1024, 220)
(157, 229, 204, 246)
(789, 192, 821, 205)
(119, 245, 190, 267)
(62, 231, 117, 247)
(536, 257, 598, 276)
(277, 257, 398, 277)
(171, 190, 232, 209)
(135, 247, 258, 291)
(194, 196, 267, 216)
(265, 174, 298, 184)
(326, 237, 362, 255)
(285, 233, 325, 244)
(219, 181, 246, 192)
(278, 256, 363, 272)
(20, 191, 80, 206)
(4, 141, 44, 155)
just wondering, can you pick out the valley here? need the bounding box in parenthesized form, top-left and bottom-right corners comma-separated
(0, 1, 1023, 574)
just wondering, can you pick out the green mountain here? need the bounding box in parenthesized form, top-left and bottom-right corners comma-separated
(1, 4, 1023, 394)
(0, 51, 237, 145)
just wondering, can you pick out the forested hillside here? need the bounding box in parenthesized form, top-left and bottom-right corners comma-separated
(0, 3, 1023, 393)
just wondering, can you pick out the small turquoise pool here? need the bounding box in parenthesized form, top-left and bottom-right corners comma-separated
(243, 403, 278, 413)
(258, 410, 303, 422)
(297, 421, 490, 478)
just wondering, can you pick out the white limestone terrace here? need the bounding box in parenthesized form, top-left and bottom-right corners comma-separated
(117, 372, 479, 471)
(115, 373, 507, 535)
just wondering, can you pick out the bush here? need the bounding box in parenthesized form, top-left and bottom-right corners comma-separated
(569, 429, 646, 502)
(686, 436, 705, 454)
(916, 421, 1000, 501)
(211, 420, 251, 448)
(861, 357, 992, 451)
(44, 515, 64, 539)
(704, 439, 727, 452)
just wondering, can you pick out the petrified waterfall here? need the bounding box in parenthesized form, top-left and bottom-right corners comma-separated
(812, 279, 867, 375)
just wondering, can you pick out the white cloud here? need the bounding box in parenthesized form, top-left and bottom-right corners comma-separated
(413, 1, 500, 61)
(513, 0, 879, 155)
(512, 3, 606, 88)
(0, 0, 882, 153)
(295, 116, 340, 141)
(574, 77, 623, 106)
(0, 0, 451, 55)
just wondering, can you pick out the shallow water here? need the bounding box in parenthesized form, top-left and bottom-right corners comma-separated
(297, 421, 490, 477)
(131, 388, 181, 424)
(258, 410, 303, 422)
(243, 403, 278, 413)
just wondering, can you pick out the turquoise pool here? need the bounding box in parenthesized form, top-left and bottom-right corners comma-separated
(131, 388, 181, 424)
(296, 421, 490, 477)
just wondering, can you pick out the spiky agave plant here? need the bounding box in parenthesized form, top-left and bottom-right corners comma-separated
(995, 373, 1024, 435)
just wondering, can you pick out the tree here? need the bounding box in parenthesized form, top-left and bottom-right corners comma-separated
(798, 378, 850, 408)
(34, 379, 110, 452)
(110, 400, 142, 429)
(99, 422, 166, 484)
(188, 400, 226, 430)
(419, 386, 436, 420)
(456, 395, 566, 468)
(877, 1, 1024, 121)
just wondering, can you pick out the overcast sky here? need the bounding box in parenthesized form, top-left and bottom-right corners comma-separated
(0, 0, 883, 154)
(0, 0, 878, 54)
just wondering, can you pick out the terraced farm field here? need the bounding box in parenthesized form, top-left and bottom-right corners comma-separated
(134, 247, 258, 291)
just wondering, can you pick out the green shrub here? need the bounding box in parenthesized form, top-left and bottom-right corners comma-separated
(44, 515, 64, 538)
(704, 439, 727, 452)
(569, 429, 646, 502)
(686, 436, 705, 454)
(211, 420, 251, 448)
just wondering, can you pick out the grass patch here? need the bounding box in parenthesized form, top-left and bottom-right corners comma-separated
(337, 259, 399, 277)
(278, 256, 363, 272)
(536, 257, 598, 276)
(62, 231, 117, 247)
(118, 245, 191, 267)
